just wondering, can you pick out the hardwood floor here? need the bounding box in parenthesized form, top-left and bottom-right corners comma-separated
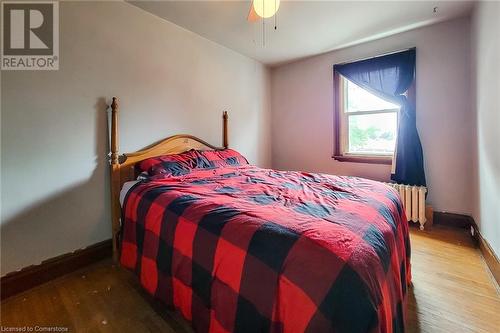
(1, 225, 499, 332)
(406, 225, 500, 333)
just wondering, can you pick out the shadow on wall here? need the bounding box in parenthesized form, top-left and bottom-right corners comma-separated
(0, 97, 112, 275)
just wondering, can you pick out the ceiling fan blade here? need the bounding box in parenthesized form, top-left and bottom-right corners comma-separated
(247, 4, 260, 22)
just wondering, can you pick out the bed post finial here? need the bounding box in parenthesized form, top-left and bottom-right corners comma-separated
(110, 97, 119, 165)
(223, 111, 228, 149)
(110, 97, 121, 262)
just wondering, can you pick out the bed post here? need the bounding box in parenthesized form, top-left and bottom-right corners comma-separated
(223, 111, 228, 149)
(110, 97, 121, 262)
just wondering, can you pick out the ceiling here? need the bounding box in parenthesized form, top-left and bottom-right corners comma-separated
(129, 1, 475, 66)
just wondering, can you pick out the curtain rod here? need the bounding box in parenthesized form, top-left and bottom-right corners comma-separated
(335, 47, 416, 66)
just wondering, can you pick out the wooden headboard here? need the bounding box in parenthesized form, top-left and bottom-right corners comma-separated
(109, 97, 229, 261)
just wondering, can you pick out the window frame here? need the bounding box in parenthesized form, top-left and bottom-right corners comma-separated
(333, 71, 401, 165)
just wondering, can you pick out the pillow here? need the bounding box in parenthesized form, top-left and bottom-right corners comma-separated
(137, 149, 249, 177)
(137, 171, 149, 181)
(137, 150, 198, 176)
(196, 149, 249, 168)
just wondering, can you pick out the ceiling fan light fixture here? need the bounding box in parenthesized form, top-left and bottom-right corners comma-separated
(253, 0, 280, 18)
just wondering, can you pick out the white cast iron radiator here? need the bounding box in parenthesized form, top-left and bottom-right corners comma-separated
(385, 183, 430, 230)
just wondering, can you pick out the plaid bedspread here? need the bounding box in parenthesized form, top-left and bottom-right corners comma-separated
(121, 165, 411, 333)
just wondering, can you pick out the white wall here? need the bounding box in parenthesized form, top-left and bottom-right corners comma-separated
(471, 1, 500, 257)
(0, 1, 271, 275)
(271, 17, 473, 215)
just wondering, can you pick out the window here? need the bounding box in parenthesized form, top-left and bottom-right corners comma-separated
(334, 73, 401, 164)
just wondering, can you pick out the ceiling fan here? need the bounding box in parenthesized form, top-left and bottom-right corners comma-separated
(247, 0, 281, 22)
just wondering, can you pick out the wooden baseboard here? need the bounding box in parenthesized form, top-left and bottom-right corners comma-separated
(1, 239, 112, 300)
(478, 233, 500, 287)
(433, 211, 475, 229)
(469, 221, 500, 288)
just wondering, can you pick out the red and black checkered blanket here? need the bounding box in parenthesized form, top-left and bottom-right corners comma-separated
(121, 165, 411, 333)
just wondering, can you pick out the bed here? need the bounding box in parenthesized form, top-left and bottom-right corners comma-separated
(108, 97, 411, 333)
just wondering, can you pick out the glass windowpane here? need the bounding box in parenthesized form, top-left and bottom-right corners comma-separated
(346, 79, 400, 112)
(348, 112, 397, 155)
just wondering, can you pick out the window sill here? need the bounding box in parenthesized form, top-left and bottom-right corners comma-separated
(332, 155, 392, 165)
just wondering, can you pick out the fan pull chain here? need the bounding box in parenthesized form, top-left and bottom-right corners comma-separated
(262, 0, 265, 46)
(252, 14, 256, 46)
(263, 18, 266, 46)
(274, 0, 277, 30)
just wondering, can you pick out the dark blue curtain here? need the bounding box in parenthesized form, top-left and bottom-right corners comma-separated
(333, 48, 426, 186)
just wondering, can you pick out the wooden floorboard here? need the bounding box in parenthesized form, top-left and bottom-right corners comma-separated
(406, 225, 500, 333)
(1, 225, 499, 332)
